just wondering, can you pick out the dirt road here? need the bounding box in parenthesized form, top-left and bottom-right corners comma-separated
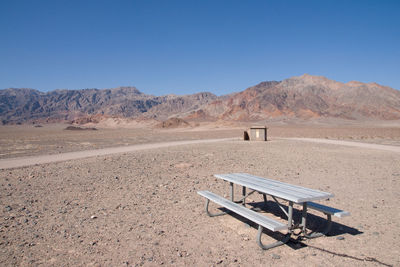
(283, 137, 400, 153)
(0, 138, 237, 169)
(2, 137, 399, 170)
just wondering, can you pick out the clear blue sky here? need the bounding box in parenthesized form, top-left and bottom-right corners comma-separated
(1, 0, 399, 95)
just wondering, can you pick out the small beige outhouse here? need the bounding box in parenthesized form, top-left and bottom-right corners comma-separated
(244, 126, 268, 141)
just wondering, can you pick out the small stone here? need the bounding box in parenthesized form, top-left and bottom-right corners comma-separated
(336, 236, 345, 240)
(372, 232, 379, 236)
(372, 205, 377, 209)
(311, 253, 317, 256)
(5, 206, 12, 211)
(216, 259, 223, 264)
(90, 215, 97, 219)
(272, 254, 281, 259)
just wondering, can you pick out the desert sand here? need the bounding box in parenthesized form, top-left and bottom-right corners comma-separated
(1, 124, 399, 266)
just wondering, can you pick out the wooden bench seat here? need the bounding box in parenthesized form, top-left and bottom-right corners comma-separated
(307, 202, 350, 218)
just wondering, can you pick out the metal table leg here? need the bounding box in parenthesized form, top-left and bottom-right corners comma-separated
(230, 182, 234, 201)
(242, 186, 246, 206)
(288, 201, 294, 233)
(302, 202, 333, 238)
(263, 194, 267, 207)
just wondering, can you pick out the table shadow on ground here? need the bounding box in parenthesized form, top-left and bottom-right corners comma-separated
(215, 199, 362, 251)
(206, 194, 393, 266)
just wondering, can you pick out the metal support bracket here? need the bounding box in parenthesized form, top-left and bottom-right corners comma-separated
(256, 225, 291, 250)
(204, 199, 228, 217)
(235, 189, 256, 204)
(271, 195, 289, 218)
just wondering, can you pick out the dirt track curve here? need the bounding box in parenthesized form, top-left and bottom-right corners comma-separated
(0, 138, 237, 169)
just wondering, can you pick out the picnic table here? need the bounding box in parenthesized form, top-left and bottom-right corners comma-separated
(198, 173, 350, 250)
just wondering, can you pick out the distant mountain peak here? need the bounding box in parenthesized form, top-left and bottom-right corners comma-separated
(293, 73, 334, 83)
(346, 81, 364, 87)
(111, 86, 143, 95)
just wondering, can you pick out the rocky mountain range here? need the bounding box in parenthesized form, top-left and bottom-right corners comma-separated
(200, 74, 400, 121)
(0, 86, 217, 124)
(1, 74, 400, 124)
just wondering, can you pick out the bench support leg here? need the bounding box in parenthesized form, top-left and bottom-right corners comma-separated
(288, 201, 294, 231)
(301, 203, 332, 238)
(301, 202, 308, 232)
(263, 194, 267, 206)
(257, 226, 291, 250)
(204, 199, 228, 217)
(230, 182, 234, 202)
(242, 186, 246, 206)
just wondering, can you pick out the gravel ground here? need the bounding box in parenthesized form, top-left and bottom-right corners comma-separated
(1, 138, 399, 266)
(1, 124, 399, 159)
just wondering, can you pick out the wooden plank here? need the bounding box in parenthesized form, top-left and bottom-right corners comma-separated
(198, 191, 287, 232)
(307, 202, 350, 218)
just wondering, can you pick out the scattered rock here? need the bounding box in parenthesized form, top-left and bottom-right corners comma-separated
(157, 118, 190, 128)
(5, 206, 12, 211)
(271, 254, 281, 259)
(64, 126, 97, 131)
(174, 163, 193, 169)
(336, 236, 345, 240)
